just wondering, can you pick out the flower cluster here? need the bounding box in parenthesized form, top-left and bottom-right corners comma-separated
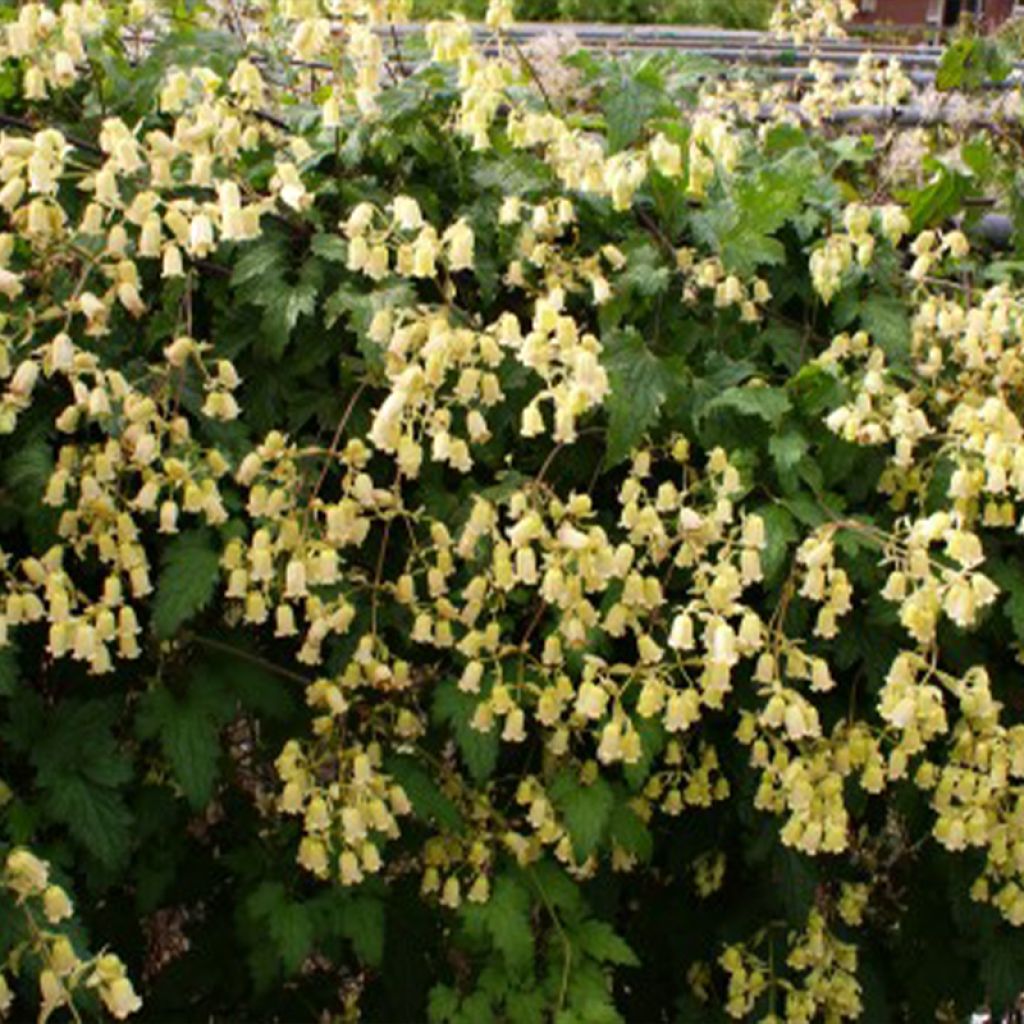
(2, 847, 142, 1021)
(718, 910, 862, 1023)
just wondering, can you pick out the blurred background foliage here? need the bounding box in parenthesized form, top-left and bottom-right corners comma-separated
(409, 0, 774, 28)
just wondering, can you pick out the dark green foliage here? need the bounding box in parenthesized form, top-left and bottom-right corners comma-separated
(2, 11, 1024, 1024)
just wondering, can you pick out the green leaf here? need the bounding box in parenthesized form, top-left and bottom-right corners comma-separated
(761, 323, 804, 373)
(936, 37, 1011, 92)
(506, 989, 546, 1024)
(694, 149, 820, 274)
(602, 75, 660, 153)
(386, 754, 463, 830)
(614, 244, 671, 299)
(136, 684, 229, 808)
(907, 168, 968, 233)
(702, 385, 791, 427)
(859, 295, 911, 364)
(457, 992, 496, 1024)
(152, 529, 221, 640)
(231, 237, 288, 287)
(4, 440, 53, 507)
(275, 903, 314, 974)
(428, 986, 460, 1023)
(607, 801, 653, 862)
(260, 277, 319, 360)
(32, 698, 133, 866)
(772, 845, 818, 924)
(247, 883, 314, 975)
(990, 562, 1024, 646)
(44, 777, 133, 869)
(310, 233, 349, 262)
(0, 646, 17, 697)
(770, 430, 809, 477)
(980, 936, 1024, 1012)
(338, 896, 386, 966)
(788, 362, 845, 416)
(464, 875, 534, 974)
(575, 920, 639, 967)
(432, 681, 499, 783)
(550, 772, 614, 861)
(757, 502, 798, 585)
(602, 328, 674, 465)
(622, 715, 664, 792)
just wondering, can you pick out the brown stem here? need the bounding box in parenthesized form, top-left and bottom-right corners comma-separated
(189, 633, 313, 686)
(512, 38, 554, 113)
(308, 380, 370, 506)
(534, 427, 604, 488)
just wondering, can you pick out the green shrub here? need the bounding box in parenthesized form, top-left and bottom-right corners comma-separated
(1, 1, 1024, 1022)
(411, 0, 773, 27)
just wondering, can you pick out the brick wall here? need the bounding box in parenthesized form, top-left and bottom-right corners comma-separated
(983, 0, 1014, 29)
(851, 0, 934, 24)
(851, 0, 1015, 26)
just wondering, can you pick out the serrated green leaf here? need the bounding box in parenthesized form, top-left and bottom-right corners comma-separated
(756, 502, 798, 585)
(603, 328, 674, 465)
(936, 37, 1011, 92)
(231, 237, 288, 286)
(31, 699, 133, 866)
(152, 529, 221, 639)
(4, 440, 53, 506)
(694, 149, 820, 274)
(575, 920, 639, 967)
(338, 896, 386, 966)
(702, 385, 791, 427)
(607, 801, 652, 862)
(506, 989, 546, 1024)
(990, 563, 1024, 646)
(386, 754, 463, 830)
(622, 715, 665, 792)
(770, 430, 809, 476)
(465, 875, 534, 975)
(44, 776, 133, 869)
(981, 937, 1024, 1013)
(310, 233, 349, 262)
(860, 295, 910, 364)
(260, 278, 318, 360)
(761, 323, 804, 373)
(472, 155, 552, 197)
(772, 845, 817, 924)
(136, 686, 225, 808)
(276, 904, 314, 974)
(457, 992, 496, 1024)
(603, 76, 659, 153)
(788, 362, 845, 416)
(428, 985, 460, 1023)
(614, 246, 671, 299)
(550, 773, 614, 861)
(907, 168, 968, 233)
(247, 882, 314, 975)
(432, 681, 499, 783)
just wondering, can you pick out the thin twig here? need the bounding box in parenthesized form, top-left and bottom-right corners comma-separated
(528, 868, 573, 1015)
(389, 22, 410, 79)
(308, 380, 370, 506)
(512, 37, 554, 113)
(371, 516, 393, 639)
(518, 597, 548, 651)
(189, 633, 313, 686)
(534, 427, 605, 488)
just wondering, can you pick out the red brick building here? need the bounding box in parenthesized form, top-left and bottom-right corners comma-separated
(852, 0, 1017, 29)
